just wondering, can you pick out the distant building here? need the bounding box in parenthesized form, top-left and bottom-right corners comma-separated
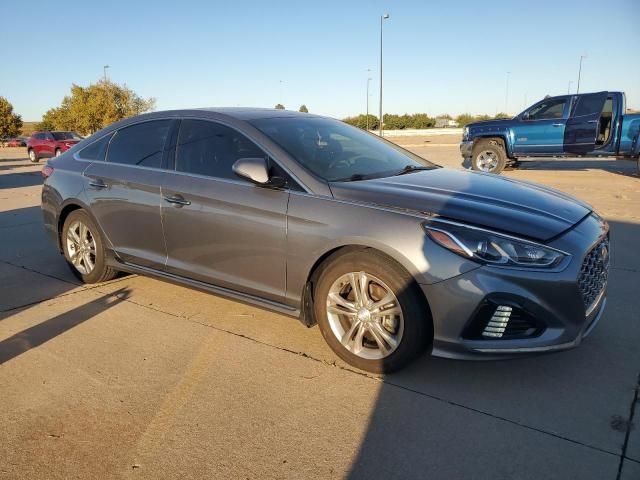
(434, 118, 459, 128)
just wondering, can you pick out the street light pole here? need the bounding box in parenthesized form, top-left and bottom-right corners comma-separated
(366, 73, 372, 130)
(577, 55, 587, 94)
(379, 13, 389, 137)
(568, 80, 573, 94)
(103, 65, 110, 83)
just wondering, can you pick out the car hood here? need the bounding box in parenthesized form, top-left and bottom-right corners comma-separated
(466, 119, 513, 129)
(329, 169, 591, 241)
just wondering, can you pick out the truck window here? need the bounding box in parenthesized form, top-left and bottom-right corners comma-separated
(526, 99, 566, 120)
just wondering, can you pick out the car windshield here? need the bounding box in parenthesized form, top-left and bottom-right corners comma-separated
(250, 116, 437, 181)
(52, 131, 82, 140)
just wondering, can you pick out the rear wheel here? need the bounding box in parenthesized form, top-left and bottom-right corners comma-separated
(28, 149, 39, 163)
(471, 138, 507, 174)
(62, 210, 118, 283)
(314, 249, 430, 373)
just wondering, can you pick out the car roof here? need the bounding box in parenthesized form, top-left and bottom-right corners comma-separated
(158, 107, 325, 121)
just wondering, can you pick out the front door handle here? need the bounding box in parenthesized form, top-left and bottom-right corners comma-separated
(89, 179, 107, 189)
(163, 195, 191, 207)
(552, 123, 563, 127)
(587, 119, 599, 124)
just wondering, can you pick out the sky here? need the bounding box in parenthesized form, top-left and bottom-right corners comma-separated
(1, 0, 639, 121)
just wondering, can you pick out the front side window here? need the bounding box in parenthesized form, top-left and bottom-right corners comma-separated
(250, 116, 436, 181)
(175, 119, 266, 181)
(78, 133, 113, 161)
(526, 99, 567, 120)
(107, 120, 171, 168)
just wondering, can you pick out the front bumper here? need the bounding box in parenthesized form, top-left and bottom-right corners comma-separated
(460, 140, 473, 158)
(421, 213, 609, 360)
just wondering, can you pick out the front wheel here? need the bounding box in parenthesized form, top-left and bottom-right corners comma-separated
(471, 138, 507, 174)
(28, 149, 39, 163)
(314, 250, 430, 373)
(62, 210, 118, 283)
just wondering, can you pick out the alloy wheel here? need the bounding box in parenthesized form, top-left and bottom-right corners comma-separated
(326, 271, 404, 360)
(476, 150, 499, 172)
(66, 220, 97, 275)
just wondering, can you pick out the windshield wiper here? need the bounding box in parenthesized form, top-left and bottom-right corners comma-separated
(393, 165, 433, 176)
(333, 173, 371, 182)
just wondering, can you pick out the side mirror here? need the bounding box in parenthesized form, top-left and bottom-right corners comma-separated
(232, 157, 286, 188)
(521, 112, 530, 121)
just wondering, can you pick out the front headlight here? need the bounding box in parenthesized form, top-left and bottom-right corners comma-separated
(424, 221, 569, 269)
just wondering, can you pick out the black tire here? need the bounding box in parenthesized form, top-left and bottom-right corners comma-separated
(471, 138, 507, 174)
(28, 148, 39, 163)
(314, 249, 431, 373)
(61, 209, 118, 283)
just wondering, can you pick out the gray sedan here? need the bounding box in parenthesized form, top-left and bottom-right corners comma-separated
(41, 109, 609, 372)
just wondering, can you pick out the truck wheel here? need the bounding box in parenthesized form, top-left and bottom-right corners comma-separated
(472, 139, 507, 174)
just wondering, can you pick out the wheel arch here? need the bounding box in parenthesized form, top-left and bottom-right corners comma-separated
(472, 134, 513, 158)
(299, 243, 433, 334)
(57, 200, 112, 253)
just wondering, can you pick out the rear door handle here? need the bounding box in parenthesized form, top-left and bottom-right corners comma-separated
(163, 195, 191, 207)
(88, 179, 107, 189)
(587, 119, 599, 124)
(552, 123, 563, 127)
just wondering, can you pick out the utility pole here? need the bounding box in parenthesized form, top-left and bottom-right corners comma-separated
(568, 80, 573, 94)
(379, 13, 389, 136)
(103, 65, 110, 83)
(577, 55, 587, 93)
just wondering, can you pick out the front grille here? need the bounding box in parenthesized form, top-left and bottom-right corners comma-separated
(578, 236, 610, 313)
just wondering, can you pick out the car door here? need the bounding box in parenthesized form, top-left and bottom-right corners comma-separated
(161, 118, 289, 302)
(33, 133, 46, 156)
(42, 132, 57, 157)
(82, 119, 176, 269)
(511, 97, 569, 155)
(564, 91, 609, 154)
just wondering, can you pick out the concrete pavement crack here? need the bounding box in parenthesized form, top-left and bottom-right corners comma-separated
(617, 372, 640, 480)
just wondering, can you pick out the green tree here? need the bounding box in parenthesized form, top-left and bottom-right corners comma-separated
(493, 112, 511, 119)
(0, 97, 23, 138)
(298, 104, 309, 113)
(342, 114, 378, 130)
(275, 104, 285, 110)
(39, 80, 155, 135)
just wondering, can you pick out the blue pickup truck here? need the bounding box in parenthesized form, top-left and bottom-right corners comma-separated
(460, 91, 640, 174)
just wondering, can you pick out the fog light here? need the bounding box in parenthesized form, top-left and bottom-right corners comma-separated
(482, 306, 512, 338)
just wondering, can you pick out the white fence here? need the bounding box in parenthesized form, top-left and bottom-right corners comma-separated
(371, 128, 463, 137)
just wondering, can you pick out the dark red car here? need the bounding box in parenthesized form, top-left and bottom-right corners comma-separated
(5, 137, 27, 147)
(27, 131, 82, 163)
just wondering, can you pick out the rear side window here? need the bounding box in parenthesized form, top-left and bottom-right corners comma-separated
(35, 133, 45, 140)
(107, 120, 171, 168)
(78, 134, 112, 161)
(573, 94, 606, 117)
(175, 120, 266, 180)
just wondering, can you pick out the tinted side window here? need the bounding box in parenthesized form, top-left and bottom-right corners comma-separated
(107, 120, 171, 168)
(527, 99, 566, 120)
(35, 133, 45, 140)
(573, 94, 606, 117)
(78, 133, 113, 161)
(176, 120, 266, 181)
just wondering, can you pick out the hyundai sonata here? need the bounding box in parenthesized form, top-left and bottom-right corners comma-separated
(41, 109, 609, 372)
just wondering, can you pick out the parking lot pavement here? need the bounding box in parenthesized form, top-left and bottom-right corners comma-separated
(1, 146, 639, 479)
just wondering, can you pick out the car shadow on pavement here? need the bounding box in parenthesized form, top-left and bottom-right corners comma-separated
(0, 170, 43, 189)
(346, 219, 640, 479)
(0, 288, 130, 365)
